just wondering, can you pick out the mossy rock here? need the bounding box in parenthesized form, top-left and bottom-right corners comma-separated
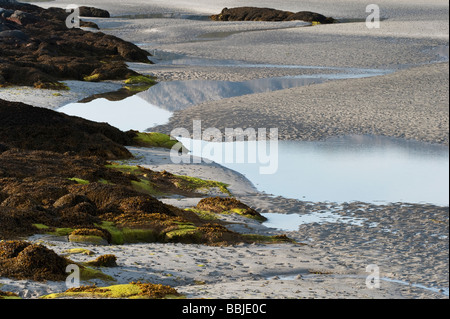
(185, 208, 219, 221)
(131, 179, 164, 196)
(131, 132, 183, 150)
(68, 177, 90, 185)
(0, 241, 69, 281)
(84, 254, 117, 267)
(70, 228, 112, 243)
(78, 265, 116, 282)
(123, 75, 157, 93)
(83, 74, 101, 82)
(196, 197, 266, 221)
(68, 234, 109, 245)
(164, 224, 202, 243)
(42, 282, 181, 299)
(97, 221, 159, 245)
(176, 176, 231, 196)
(124, 75, 157, 85)
(0, 291, 21, 299)
(62, 248, 95, 256)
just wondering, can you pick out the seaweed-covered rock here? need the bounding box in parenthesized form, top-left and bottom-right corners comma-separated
(79, 6, 110, 18)
(53, 194, 91, 209)
(85, 254, 117, 267)
(211, 7, 335, 24)
(0, 2, 151, 87)
(0, 99, 133, 159)
(0, 241, 69, 281)
(196, 197, 267, 221)
(69, 228, 112, 245)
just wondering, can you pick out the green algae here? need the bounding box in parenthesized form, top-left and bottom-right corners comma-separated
(104, 164, 141, 174)
(32, 224, 74, 236)
(42, 282, 182, 299)
(69, 234, 108, 245)
(185, 208, 219, 221)
(83, 74, 101, 82)
(124, 75, 157, 85)
(132, 132, 182, 150)
(131, 179, 164, 196)
(68, 177, 90, 185)
(175, 175, 231, 196)
(62, 248, 95, 256)
(164, 223, 201, 243)
(96, 221, 158, 245)
(79, 265, 116, 282)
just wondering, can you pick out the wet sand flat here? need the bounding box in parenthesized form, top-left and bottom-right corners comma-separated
(155, 62, 449, 145)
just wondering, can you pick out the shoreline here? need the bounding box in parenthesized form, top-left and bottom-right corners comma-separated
(1, 0, 448, 300)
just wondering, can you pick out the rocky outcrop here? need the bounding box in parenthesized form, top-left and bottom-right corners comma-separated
(79, 6, 110, 18)
(211, 7, 335, 24)
(0, 2, 151, 88)
(0, 99, 133, 159)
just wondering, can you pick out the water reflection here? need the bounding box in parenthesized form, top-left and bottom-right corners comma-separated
(138, 71, 389, 112)
(58, 95, 172, 132)
(179, 135, 449, 206)
(138, 77, 326, 111)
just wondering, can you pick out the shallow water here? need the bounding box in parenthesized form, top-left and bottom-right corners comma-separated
(178, 135, 449, 206)
(262, 211, 378, 231)
(264, 273, 449, 297)
(58, 95, 171, 132)
(57, 53, 448, 206)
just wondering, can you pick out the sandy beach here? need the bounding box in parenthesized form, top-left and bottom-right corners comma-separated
(0, 0, 448, 300)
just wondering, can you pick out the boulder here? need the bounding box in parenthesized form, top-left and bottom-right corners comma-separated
(0, 2, 151, 87)
(211, 7, 335, 24)
(0, 29, 28, 41)
(79, 6, 110, 18)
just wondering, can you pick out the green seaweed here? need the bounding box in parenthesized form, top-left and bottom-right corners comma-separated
(62, 248, 95, 256)
(68, 177, 90, 185)
(96, 221, 158, 245)
(131, 179, 164, 196)
(184, 208, 219, 221)
(132, 132, 182, 150)
(41, 282, 181, 299)
(105, 163, 141, 173)
(164, 223, 201, 243)
(33, 224, 74, 236)
(79, 266, 116, 282)
(175, 175, 231, 196)
(124, 75, 157, 85)
(68, 234, 108, 245)
(83, 74, 101, 82)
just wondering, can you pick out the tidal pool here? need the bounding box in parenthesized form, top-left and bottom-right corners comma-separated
(58, 95, 172, 132)
(57, 54, 447, 206)
(178, 135, 449, 206)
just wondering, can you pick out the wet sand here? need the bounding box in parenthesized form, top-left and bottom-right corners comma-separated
(155, 62, 449, 145)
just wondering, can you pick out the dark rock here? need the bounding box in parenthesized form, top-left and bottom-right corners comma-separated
(211, 7, 335, 24)
(0, 99, 133, 159)
(53, 194, 91, 209)
(0, 242, 69, 281)
(6, 9, 38, 25)
(0, 29, 28, 41)
(0, 2, 151, 87)
(80, 20, 99, 29)
(285, 11, 335, 24)
(79, 6, 110, 18)
(211, 7, 292, 22)
(0, 143, 8, 153)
